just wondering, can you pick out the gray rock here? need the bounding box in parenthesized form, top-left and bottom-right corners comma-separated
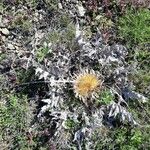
(1, 28, 10, 35)
(7, 43, 15, 50)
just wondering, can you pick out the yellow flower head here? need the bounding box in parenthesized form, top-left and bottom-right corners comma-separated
(73, 70, 102, 104)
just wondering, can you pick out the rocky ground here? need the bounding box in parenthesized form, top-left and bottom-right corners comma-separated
(0, 0, 150, 150)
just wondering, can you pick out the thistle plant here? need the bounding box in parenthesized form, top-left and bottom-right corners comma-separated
(16, 3, 148, 149)
(1, 0, 149, 149)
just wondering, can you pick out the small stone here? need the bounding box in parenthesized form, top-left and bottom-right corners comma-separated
(1, 28, 10, 35)
(48, 42, 52, 48)
(1, 36, 6, 42)
(35, 12, 39, 17)
(77, 5, 86, 17)
(7, 43, 15, 50)
(58, 3, 63, 9)
(15, 46, 19, 50)
(43, 41, 48, 47)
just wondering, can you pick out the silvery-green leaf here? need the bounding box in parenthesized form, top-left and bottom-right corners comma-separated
(122, 87, 148, 102)
(75, 23, 81, 39)
(109, 103, 115, 117)
(92, 110, 103, 127)
(42, 98, 51, 104)
(38, 105, 50, 117)
(121, 113, 125, 121)
(106, 56, 119, 63)
(73, 129, 84, 150)
(113, 105, 119, 117)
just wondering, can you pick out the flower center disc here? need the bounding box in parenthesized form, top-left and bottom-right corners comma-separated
(75, 74, 100, 97)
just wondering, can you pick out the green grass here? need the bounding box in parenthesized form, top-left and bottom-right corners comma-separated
(47, 22, 75, 46)
(92, 126, 150, 150)
(135, 49, 150, 70)
(36, 24, 75, 61)
(129, 49, 150, 97)
(11, 14, 33, 31)
(0, 2, 4, 13)
(0, 93, 33, 149)
(118, 8, 150, 48)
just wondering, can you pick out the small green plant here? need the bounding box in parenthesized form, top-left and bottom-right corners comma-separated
(36, 44, 51, 62)
(65, 119, 76, 129)
(118, 8, 150, 47)
(16, 68, 35, 84)
(0, 53, 6, 62)
(96, 89, 114, 105)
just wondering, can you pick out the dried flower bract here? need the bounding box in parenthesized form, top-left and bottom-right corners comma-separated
(73, 70, 102, 105)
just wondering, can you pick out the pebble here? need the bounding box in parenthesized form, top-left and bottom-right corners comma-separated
(58, 3, 63, 9)
(15, 46, 19, 50)
(1, 36, 6, 42)
(48, 42, 52, 48)
(77, 5, 86, 17)
(1, 28, 10, 35)
(7, 43, 15, 50)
